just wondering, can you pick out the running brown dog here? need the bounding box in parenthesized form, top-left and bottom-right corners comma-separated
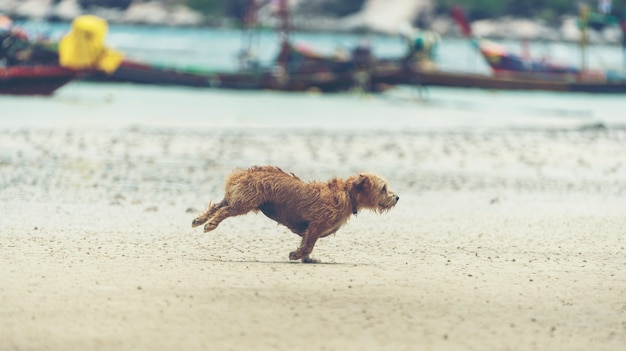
(191, 166, 399, 263)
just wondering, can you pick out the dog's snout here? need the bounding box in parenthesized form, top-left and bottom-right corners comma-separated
(395, 195, 400, 202)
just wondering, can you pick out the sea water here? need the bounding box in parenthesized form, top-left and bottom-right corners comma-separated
(2, 22, 626, 132)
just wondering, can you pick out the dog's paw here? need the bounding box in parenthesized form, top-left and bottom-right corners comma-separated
(191, 217, 205, 227)
(289, 250, 302, 261)
(302, 257, 321, 264)
(203, 221, 218, 233)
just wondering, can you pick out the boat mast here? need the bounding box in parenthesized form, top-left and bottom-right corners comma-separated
(622, 9, 626, 69)
(579, 4, 589, 74)
(278, 0, 290, 44)
(243, 0, 258, 49)
(276, 0, 290, 68)
(238, 0, 261, 71)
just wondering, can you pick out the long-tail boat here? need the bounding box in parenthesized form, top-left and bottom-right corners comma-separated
(0, 65, 76, 95)
(425, 6, 626, 93)
(0, 17, 75, 95)
(90, 3, 626, 94)
(0, 14, 123, 96)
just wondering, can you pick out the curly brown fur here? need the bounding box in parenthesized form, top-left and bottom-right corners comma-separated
(192, 166, 399, 263)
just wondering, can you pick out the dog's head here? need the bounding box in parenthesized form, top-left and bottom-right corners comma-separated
(349, 173, 399, 214)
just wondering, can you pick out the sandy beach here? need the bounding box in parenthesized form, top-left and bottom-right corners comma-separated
(1, 124, 625, 351)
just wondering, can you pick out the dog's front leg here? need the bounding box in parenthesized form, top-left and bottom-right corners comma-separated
(289, 227, 321, 263)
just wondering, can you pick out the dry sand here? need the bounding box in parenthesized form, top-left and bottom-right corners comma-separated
(1, 126, 625, 350)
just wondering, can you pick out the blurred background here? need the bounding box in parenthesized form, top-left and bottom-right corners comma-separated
(2, 0, 625, 201)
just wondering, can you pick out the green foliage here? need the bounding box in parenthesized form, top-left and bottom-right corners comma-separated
(186, 0, 250, 20)
(506, 0, 572, 18)
(435, 0, 505, 20)
(433, 0, 624, 22)
(318, 0, 366, 17)
(186, 0, 626, 23)
(186, 0, 228, 16)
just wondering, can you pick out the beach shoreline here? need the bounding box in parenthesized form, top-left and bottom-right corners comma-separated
(1, 124, 625, 350)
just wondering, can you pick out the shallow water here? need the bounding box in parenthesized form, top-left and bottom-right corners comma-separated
(1, 82, 624, 133)
(4, 22, 626, 133)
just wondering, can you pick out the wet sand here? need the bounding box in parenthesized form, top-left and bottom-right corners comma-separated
(1, 126, 625, 350)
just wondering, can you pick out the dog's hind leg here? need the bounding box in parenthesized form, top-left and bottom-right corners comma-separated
(203, 203, 253, 233)
(192, 200, 226, 227)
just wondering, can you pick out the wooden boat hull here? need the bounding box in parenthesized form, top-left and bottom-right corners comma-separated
(0, 66, 76, 95)
(410, 70, 626, 93)
(89, 60, 359, 92)
(89, 59, 626, 94)
(374, 64, 626, 94)
(407, 70, 570, 91)
(93, 61, 215, 87)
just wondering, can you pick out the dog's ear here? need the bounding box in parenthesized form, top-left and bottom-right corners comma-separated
(353, 174, 369, 191)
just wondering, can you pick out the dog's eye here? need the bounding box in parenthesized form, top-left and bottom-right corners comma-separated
(381, 185, 386, 193)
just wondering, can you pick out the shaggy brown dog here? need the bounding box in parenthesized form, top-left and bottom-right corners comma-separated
(192, 166, 399, 263)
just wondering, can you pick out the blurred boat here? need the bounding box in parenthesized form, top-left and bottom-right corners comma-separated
(388, 67, 626, 93)
(0, 14, 122, 96)
(0, 65, 76, 95)
(87, 42, 395, 92)
(88, 41, 626, 94)
(77, 3, 626, 94)
(424, 6, 626, 93)
(87, 0, 394, 92)
(0, 15, 76, 95)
